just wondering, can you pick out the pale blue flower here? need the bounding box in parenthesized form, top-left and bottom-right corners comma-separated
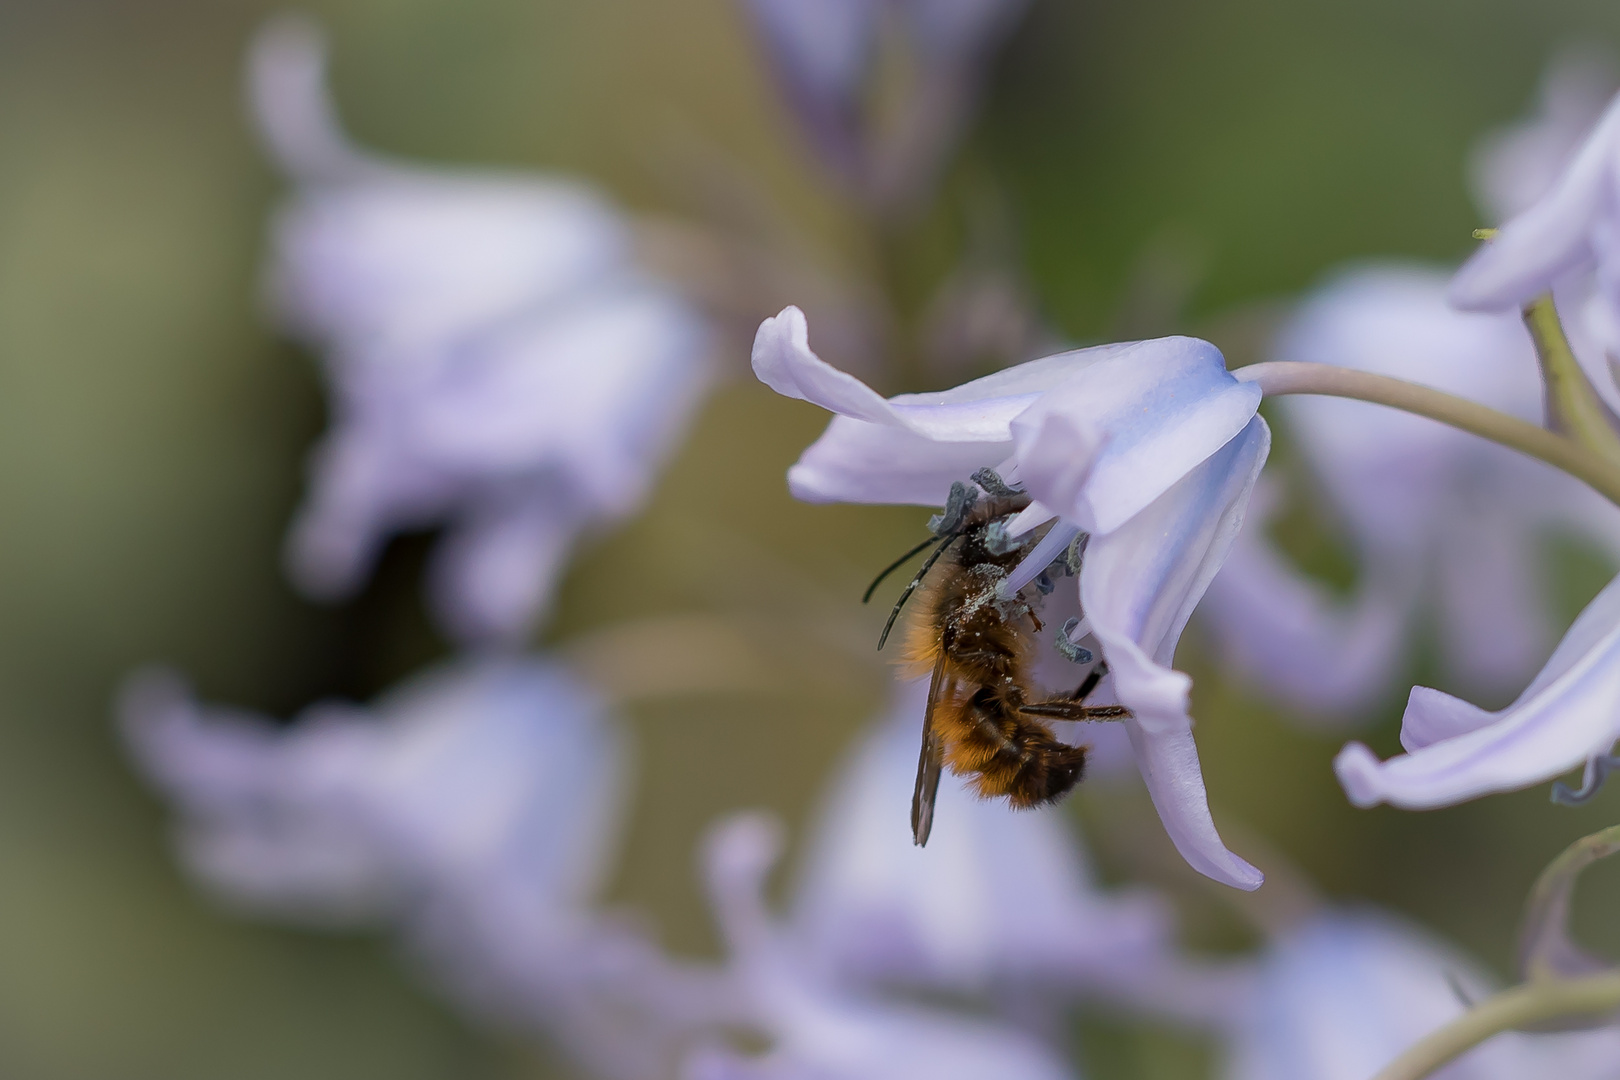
(791, 678, 1173, 992)
(753, 305, 1268, 889)
(1451, 56, 1620, 415)
(251, 17, 715, 645)
(120, 657, 625, 927)
(1202, 265, 1620, 718)
(1223, 909, 1620, 1080)
(1337, 570, 1620, 810)
(119, 659, 726, 1080)
(687, 813, 1076, 1080)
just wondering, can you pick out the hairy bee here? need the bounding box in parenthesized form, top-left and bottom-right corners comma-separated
(864, 475, 1127, 845)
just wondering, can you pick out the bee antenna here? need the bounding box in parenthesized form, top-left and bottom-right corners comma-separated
(877, 533, 960, 650)
(862, 535, 947, 604)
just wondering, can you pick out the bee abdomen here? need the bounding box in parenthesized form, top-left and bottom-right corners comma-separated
(965, 724, 1087, 808)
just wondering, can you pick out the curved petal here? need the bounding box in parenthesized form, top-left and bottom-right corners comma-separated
(1336, 572, 1620, 809)
(752, 306, 904, 426)
(754, 306, 1145, 443)
(1469, 49, 1619, 224)
(1084, 417, 1271, 890)
(1011, 337, 1261, 535)
(118, 658, 628, 920)
(698, 814, 1075, 1080)
(787, 415, 1008, 504)
(1450, 90, 1620, 311)
(247, 14, 382, 184)
(430, 495, 589, 645)
(790, 679, 1174, 993)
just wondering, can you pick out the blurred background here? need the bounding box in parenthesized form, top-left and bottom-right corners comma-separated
(6, 0, 1620, 1077)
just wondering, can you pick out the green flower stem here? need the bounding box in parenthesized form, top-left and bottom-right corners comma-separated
(1522, 295, 1620, 465)
(1235, 361, 1620, 508)
(1369, 972, 1620, 1080)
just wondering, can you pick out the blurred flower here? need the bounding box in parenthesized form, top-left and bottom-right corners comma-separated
(753, 305, 1268, 890)
(790, 677, 1251, 1027)
(741, 0, 1031, 210)
(1201, 265, 1620, 718)
(120, 658, 731, 1080)
(1452, 64, 1620, 413)
(120, 656, 625, 927)
(1221, 908, 1620, 1080)
(1336, 568, 1620, 810)
(1469, 48, 1618, 225)
(250, 16, 716, 646)
(685, 813, 1076, 1080)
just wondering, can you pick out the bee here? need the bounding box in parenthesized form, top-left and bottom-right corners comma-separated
(863, 473, 1129, 845)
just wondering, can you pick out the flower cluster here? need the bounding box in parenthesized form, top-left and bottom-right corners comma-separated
(253, 16, 716, 647)
(114, 10, 1620, 1080)
(1334, 57, 1620, 811)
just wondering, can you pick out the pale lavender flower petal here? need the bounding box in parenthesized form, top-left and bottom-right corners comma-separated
(756, 308, 1267, 888)
(1336, 571, 1620, 809)
(790, 678, 1174, 995)
(1203, 265, 1620, 716)
(692, 814, 1075, 1080)
(430, 495, 589, 646)
(1470, 48, 1619, 223)
(1008, 337, 1260, 534)
(122, 660, 748, 1080)
(120, 657, 627, 923)
(1222, 909, 1620, 1080)
(253, 20, 715, 644)
(755, 306, 1259, 525)
(1451, 91, 1620, 312)
(1074, 418, 1269, 891)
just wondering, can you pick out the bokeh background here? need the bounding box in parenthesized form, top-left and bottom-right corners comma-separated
(5, 0, 1620, 1077)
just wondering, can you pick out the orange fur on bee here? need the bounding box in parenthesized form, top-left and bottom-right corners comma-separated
(897, 496, 1091, 812)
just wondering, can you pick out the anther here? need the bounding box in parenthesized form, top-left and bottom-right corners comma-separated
(1064, 531, 1089, 576)
(928, 481, 978, 536)
(1551, 752, 1620, 807)
(1055, 616, 1093, 664)
(970, 467, 1023, 498)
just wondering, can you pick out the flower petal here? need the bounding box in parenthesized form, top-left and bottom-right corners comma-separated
(790, 678, 1175, 993)
(752, 306, 903, 426)
(1336, 571, 1620, 809)
(759, 307, 1186, 505)
(119, 658, 628, 919)
(1450, 90, 1620, 311)
(430, 495, 588, 645)
(787, 416, 1009, 504)
(698, 813, 1075, 1080)
(1084, 417, 1271, 890)
(1011, 337, 1261, 535)
(1224, 908, 1620, 1080)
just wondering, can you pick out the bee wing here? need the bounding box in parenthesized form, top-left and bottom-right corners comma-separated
(910, 652, 951, 846)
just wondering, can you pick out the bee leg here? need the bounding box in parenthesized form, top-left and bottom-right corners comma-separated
(1017, 701, 1131, 721)
(1067, 661, 1109, 701)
